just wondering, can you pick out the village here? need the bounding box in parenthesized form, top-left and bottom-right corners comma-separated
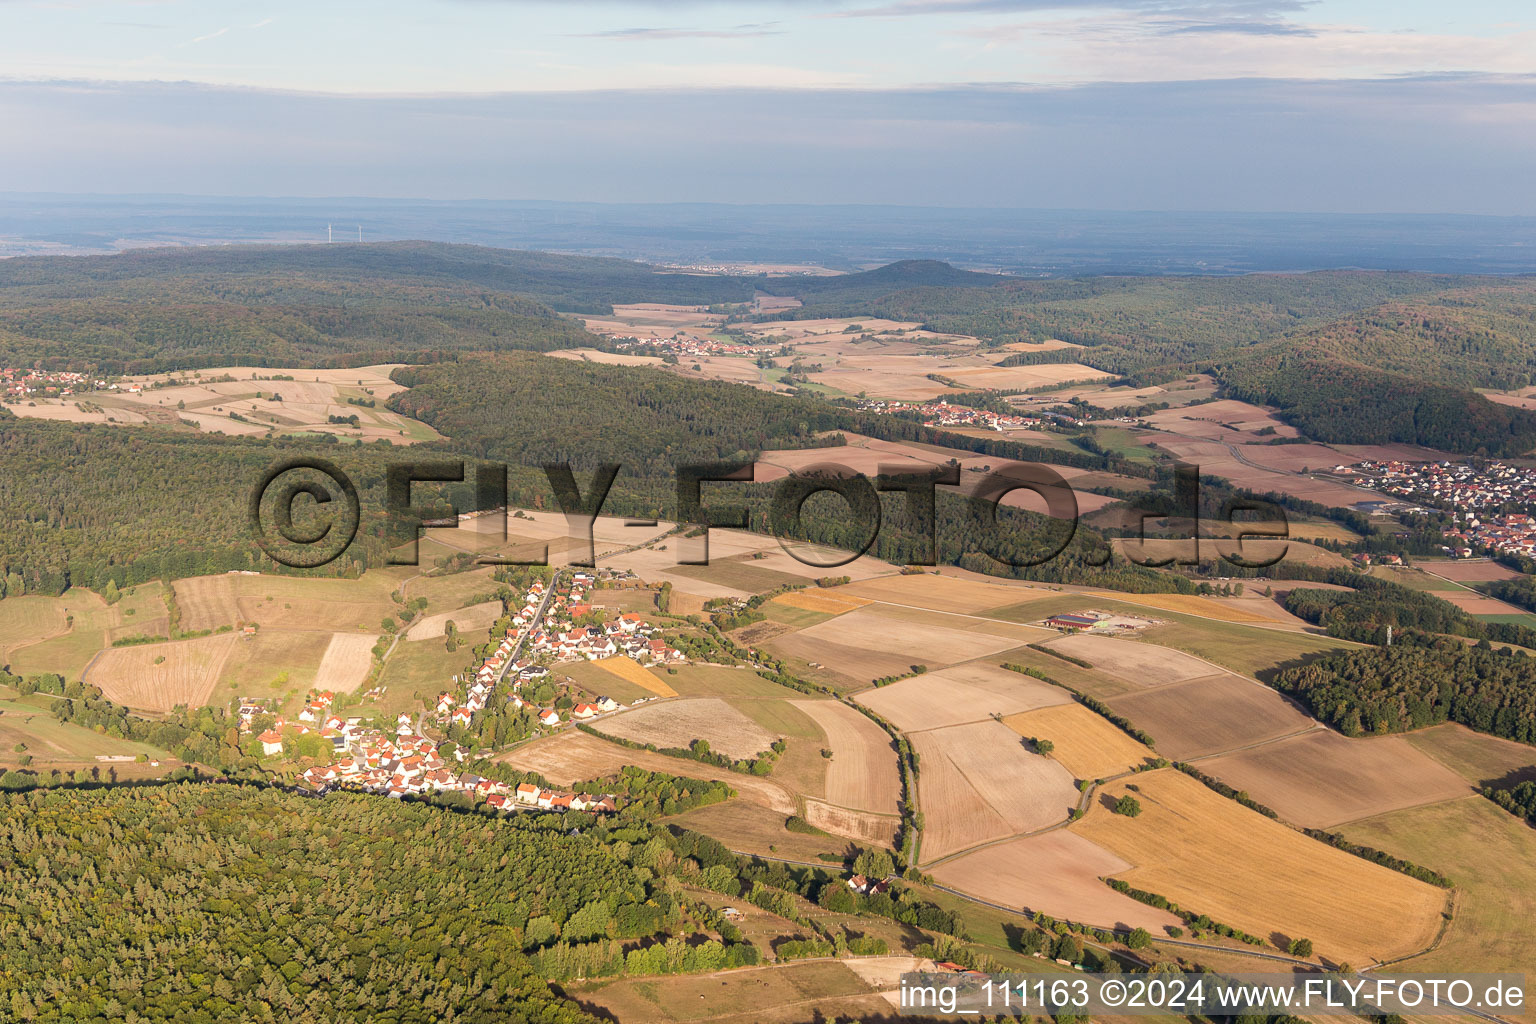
(246, 568, 689, 811)
(1345, 459, 1536, 560)
(610, 334, 755, 358)
(854, 396, 1044, 431)
(1, 367, 99, 399)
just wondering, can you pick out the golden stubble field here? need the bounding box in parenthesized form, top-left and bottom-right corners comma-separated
(84, 634, 237, 711)
(787, 699, 901, 815)
(1003, 703, 1156, 781)
(1197, 729, 1473, 828)
(854, 662, 1071, 732)
(1074, 770, 1447, 967)
(912, 720, 1079, 862)
(931, 832, 1183, 934)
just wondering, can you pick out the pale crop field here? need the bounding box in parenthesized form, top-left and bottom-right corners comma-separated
(1042, 634, 1214, 687)
(1003, 703, 1156, 781)
(1075, 769, 1447, 967)
(404, 600, 502, 641)
(1107, 673, 1315, 760)
(912, 720, 1079, 862)
(788, 699, 901, 814)
(1198, 730, 1473, 828)
(594, 698, 776, 760)
(84, 634, 236, 712)
(592, 656, 678, 697)
(931, 832, 1182, 934)
(313, 632, 381, 693)
(499, 731, 795, 812)
(855, 663, 1071, 732)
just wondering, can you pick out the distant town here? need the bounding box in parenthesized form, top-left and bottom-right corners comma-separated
(1347, 459, 1536, 560)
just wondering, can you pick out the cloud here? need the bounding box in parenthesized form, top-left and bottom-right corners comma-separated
(569, 23, 785, 39)
(1, 75, 1532, 214)
(184, 26, 230, 46)
(1160, 19, 1314, 35)
(837, 0, 1310, 18)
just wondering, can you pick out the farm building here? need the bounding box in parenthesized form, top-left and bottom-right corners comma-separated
(1044, 612, 1106, 631)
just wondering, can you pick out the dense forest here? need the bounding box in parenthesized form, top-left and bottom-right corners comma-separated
(0, 418, 407, 596)
(0, 242, 761, 373)
(0, 779, 999, 1023)
(1270, 634, 1536, 743)
(0, 785, 632, 1022)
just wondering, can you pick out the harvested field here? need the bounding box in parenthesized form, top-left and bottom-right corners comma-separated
(593, 697, 776, 760)
(854, 662, 1070, 732)
(838, 572, 1053, 615)
(234, 577, 401, 632)
(802, 800, 899, 847)
(1075, 770, 1447, 966)
(665, 799, 850, 862)
(1420, 560, 1519, 582)
(771, 590, 872, 616)
(1441, 591, 1526, 615)
(0, 596, 69, 660)
(1107, 674, 1315, 760)
(313, 632, 380, 693)
(591, 656, 678, 697)
(1340, 796, 1536, 979)
(788, 699, 901, 814)
(173, 575, 241, 632)
(666, 559, 808, 596)
(404, 600, 502, 641)
(84, 634, 236, 711)
(765, 633, 925, 686)
(1144, 400, 1302, 442)
(500, 731, 796, 812)
(1405, 722, 1536, 788)
(912, 720, 1078, 862)
(794, 605, 1024, 669)
(1199, 730, 1474, 828)
(27, 364, 442, 444)
(1003, 704, 1155, 780)
(1042, 634, 1213, 688)
(931, 833, 1182, 933)
(1087, 591, 1272, 623)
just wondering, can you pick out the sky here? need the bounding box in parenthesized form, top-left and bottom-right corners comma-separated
(1, 0, 1534, 212)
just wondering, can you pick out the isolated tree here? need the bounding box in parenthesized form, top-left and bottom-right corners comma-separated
(1114, 795, 1143, 817)
(853, 847, 894, 880)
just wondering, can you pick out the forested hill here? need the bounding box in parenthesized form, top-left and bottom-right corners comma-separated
(0, 241, 756, 313)
(0, 241, 759, 374)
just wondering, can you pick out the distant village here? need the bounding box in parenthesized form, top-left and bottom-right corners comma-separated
(240, 568, 689, 812)
(1, 368, 100, 399)
(610, 335, 755, 358)
(1345, 459, 1536, 560)
(854, 397, 1044, 432)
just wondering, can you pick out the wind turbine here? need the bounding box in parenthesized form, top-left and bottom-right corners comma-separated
(327, 223, 333, 244)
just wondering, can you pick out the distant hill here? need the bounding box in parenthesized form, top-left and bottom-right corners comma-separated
(0, 240, 758, 314)
(0, 241, 767, 373)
